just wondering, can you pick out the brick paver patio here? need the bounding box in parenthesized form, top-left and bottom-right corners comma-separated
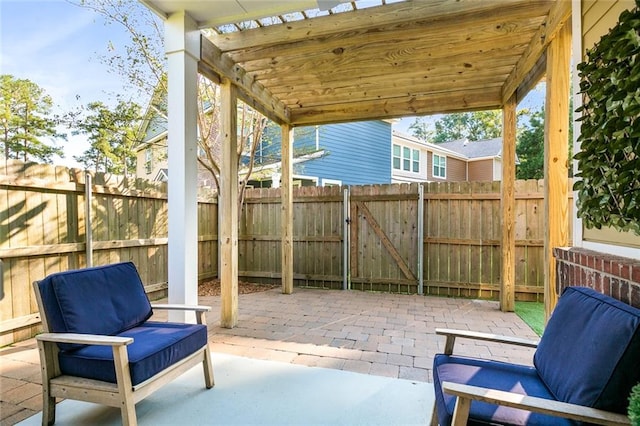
(0, 288, 539, 425)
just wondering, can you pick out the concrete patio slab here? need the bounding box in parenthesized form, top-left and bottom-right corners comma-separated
(17, 353, 433, 425)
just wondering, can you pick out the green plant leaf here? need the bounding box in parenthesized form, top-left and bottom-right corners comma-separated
(575, 3, 640, 235)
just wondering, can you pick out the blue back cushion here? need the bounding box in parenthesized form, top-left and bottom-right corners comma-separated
(534, 286, 640, 414)
(37, 262, 153, 348)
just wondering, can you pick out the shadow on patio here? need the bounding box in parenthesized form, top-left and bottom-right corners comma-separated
(1, 288, 538, 425)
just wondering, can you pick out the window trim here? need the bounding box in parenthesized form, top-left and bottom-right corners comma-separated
(393, 143, 420, 174)
(432, 153, 447, 179)
(144, 148, 153, 175)
(322, 178, 342, 187)
(392, 144, 402, 170)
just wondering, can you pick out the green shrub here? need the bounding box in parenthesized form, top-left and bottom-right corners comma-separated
(574, 1, 640, 235)
(630, 383, 640, 426)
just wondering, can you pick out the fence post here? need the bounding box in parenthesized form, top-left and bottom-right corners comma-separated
(85, 172, 93, 267)
(417, 184, 424, 295)
(343, 187, 350, 290)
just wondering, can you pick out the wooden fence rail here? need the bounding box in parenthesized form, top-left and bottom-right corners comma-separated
(0, 161, 218, 345)
(1, 160, 572, 345)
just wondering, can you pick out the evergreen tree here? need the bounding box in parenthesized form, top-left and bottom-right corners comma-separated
(0, 75, 65, 163)
(71, 101, 142, 174)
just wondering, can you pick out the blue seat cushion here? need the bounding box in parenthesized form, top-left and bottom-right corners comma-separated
(58, 322, 207, 386)
(37, 262, 153, 351)
(433, 355, 576, 426)
(534, 286, 640, 414)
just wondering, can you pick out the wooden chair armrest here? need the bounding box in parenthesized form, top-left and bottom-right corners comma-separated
(151, 304, 212, 312)
(36, 333, 133, 346)
(436, 328, 539, 355)
(442, 381, 630, 426)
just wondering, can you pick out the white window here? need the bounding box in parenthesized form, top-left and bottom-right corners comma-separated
(322, 178, 342, 187)
(393, 144, 401, 170)
(433, 154, 446, 178)
(145, 148, 152, 174)
(393, 144, 420, 173)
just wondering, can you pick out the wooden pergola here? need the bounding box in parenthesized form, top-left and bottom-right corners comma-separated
(140, 0, 572, 327)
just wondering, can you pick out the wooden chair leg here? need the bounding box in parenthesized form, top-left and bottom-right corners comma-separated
(430, 404, 438, 426)
(120, 397, 137, 426)
(451, 396, 471, 426)
(113, 345, 137, 426)
(203, 345, 215, 388)
(41, 391, 55, 426)
(36, 340, 58, 426)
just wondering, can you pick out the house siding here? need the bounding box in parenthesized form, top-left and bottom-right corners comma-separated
(579, 0, 640, 250)
(582, 0, 630, 52)
(301, 121, 392, 185)
(135, 136, 167, 180)
(447, 157, 467, 181)
(428, 153, 466, 181)
(468, 159, 494, 181)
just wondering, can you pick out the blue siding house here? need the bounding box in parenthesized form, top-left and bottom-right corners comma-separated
(136, 103, 392, 187)
(251, 120, 392, 187)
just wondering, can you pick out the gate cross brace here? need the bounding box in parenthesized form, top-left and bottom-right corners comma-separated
(355, 201, 417, 282)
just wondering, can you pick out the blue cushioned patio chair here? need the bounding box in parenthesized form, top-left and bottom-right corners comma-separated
(431, 286, 638, 426)
(33, 262, 214, 426)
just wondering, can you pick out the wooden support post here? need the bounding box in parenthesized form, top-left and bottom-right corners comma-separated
(544, 22, 571, 319)
(281, 124, 294, 294)
(500, 94, 517, 312)
(220, 79, 239, 328)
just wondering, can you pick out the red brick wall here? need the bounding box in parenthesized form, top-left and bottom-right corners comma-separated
(553, 247, 640, 308)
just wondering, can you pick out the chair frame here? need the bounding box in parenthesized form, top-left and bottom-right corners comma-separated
(431, 328, 631, 426)
(34, 281, 214, 426)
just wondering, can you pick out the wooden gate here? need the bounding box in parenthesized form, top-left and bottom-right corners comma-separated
(348, 184, 421, 293)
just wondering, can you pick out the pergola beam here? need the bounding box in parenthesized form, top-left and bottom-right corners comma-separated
(290, 88, 501, 126)
(230, 9, 545, 66)
(200, 35, 290, 125)
(209, 0, 550, 52)
(515, 53, 547, 103)
(501, 0, 571, 103)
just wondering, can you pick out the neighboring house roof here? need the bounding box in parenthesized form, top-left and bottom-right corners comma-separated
(438, 138, 504, 160)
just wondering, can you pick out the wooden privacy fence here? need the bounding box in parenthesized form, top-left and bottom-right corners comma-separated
(0, 161, 218, 345)
(1, 160, 572, 345)
(241, 182, 572, 299)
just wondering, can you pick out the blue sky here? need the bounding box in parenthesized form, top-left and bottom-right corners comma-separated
(1, 0, 139, 166)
